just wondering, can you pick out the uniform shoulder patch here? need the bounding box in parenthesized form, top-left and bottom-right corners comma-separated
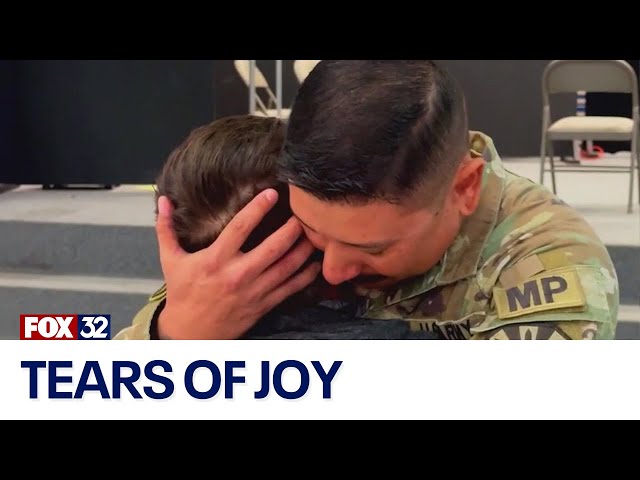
(493, 266, 586, 320)
(148, 284, 167, 302)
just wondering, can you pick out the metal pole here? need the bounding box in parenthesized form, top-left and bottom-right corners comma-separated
(249, 60, 256, 114)
(276, 60, 282, 117)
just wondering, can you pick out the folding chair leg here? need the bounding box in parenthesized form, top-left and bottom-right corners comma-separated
(627, 151, 634, 214)
(539, 134, 546, 186)
(629, 134, 640, 213)
(637, 157, 640, 207)
(636, 152, 640, 210)
(547, 139, 557, 194)
(636, 140, 640, 207)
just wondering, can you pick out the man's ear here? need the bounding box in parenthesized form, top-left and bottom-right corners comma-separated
(452, 154, 485, 216)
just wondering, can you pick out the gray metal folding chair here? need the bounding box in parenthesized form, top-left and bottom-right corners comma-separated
(233, 60, 291, 119)
(539, 60, 639, 213)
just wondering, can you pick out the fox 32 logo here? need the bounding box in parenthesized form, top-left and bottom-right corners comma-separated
(20, 315, 111, 340)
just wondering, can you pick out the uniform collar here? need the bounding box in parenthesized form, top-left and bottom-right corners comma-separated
(363, 131, 507, 311)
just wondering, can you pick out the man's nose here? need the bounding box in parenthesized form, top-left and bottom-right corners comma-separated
(321, 245, 361, 285)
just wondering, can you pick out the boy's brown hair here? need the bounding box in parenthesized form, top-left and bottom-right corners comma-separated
(155, 114, 291, 253)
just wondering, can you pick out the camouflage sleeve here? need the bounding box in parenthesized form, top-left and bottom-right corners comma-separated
(112, 284, 166, 340)
(470, 320, 600, 340)
(471, 260, 619, 340)
(471, 180, 619, 340)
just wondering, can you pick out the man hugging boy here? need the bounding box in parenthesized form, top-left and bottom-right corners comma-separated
(115, 115, 436, 340)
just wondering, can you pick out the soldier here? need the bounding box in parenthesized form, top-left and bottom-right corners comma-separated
(119, 60, 619, 340)
(114, 114, 435, 340)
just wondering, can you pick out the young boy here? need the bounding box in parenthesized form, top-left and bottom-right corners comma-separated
(115, 115, 436, 340)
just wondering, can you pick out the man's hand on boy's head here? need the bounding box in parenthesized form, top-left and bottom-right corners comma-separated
(154, 189, 322, 340)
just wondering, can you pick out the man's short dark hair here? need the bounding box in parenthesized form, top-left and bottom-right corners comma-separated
(279, 60, 469, 205)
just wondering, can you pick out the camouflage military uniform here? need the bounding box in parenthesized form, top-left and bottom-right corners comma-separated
(114, 132, 619, 340)
(113, 285, 165, 340)
(361, 132, 619, 339)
